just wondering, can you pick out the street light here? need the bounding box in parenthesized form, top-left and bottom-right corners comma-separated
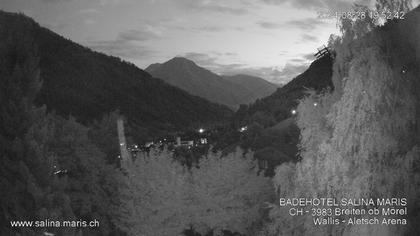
(291, 109, 297, 115)
(198, 128, 205, 134)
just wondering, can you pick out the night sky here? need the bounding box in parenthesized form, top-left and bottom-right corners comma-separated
(2, 0, 410, 83)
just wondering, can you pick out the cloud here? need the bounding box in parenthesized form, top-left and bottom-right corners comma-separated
(285, 18, 328, 30)
(267, 63, 309, 82)
(77, 8, 100, 14)
(194, 26, 243, 32)
(39, 0, 75, 3)
(193, 26, 225, 32)
(289, 58, 306, 63)
(42, 22, 71, 31)
(224, 52, 238, 56)
(173, 25, 244, 33)
(259, 0, 371, 11)
(183, 52, 309, 84)
(98, 0, 128, 5)
(86, 40, 155, 59)
(174, 26, 227, 32)
(39, 0, 132, 4)
(300, 33, 318, 42)
(184, 52, 218, 65)
(85, 28, 160, 59)
(258, 18, 328, 31)
(183, 52, 244, 70)
(177, 0, 248, 15)
(257, 21, 282, 29)
(202, 5, 247, 14)
(118, 29, 161, 42)
(218, 63, 309, 83)
(84, 19, 96, 25)
(302, 52, 315, 61)
(183, 52, 245, 73)
(285, 53, 316, 64)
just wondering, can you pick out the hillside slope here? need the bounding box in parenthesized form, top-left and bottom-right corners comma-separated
(146, 57, 276, 108)
(222, 74, 278, 102)
(214, 54, 334, 174)
(235, 54, 334, 125)
(0, 11, 232, 140)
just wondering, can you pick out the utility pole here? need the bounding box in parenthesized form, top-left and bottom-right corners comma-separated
(117, 117, 131, 171)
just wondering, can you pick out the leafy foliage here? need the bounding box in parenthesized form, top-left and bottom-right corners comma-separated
(215, 54, 334, 173)
(263, 2, 420, 236)
(115, 149, 191, 236)
(115, 148, 273, 236)
(26, 111, 122, 235)
(0, 20, 122, 234)
(189, 149, 273, 236)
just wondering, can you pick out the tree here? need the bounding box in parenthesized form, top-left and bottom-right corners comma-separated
(88, 111, 121, 165)
(189, 148, 273, 236)
(375, 0, 412, 12)
(263, 1, 420, 236)
(115, 148, 273, 236)
(114, 148, 191, 236)
(22, 110, 122, 235)
(49, 115, 121, 235)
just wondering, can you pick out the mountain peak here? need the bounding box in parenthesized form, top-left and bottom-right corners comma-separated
(146, 57, 278, 108)
(166, 57, 197, 66)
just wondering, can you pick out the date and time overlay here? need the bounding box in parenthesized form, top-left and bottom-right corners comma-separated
(317, 9, 406, 21)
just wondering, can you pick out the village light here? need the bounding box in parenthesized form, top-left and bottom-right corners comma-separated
(291, 109, 297, 115)
(314, 102, 318, 107)
(198, 128, 205, 133)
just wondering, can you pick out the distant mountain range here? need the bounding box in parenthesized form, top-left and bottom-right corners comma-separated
(222, 73, 279, 99)
(146, 57, 278, 109)
(0, 11, 232, 141)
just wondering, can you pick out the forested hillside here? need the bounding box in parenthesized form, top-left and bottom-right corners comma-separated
(210, 53, 334, 175)
(222, 74, 278, 102)
(0, 11, 272, 236)
(234, 54, 334, 126)
(0, 11, 232, 142)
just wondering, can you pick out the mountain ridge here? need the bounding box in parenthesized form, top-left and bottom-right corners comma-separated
(146, 57, 277, 109)
(235, 54, 334, 124)
(0, 10, 233, 141)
